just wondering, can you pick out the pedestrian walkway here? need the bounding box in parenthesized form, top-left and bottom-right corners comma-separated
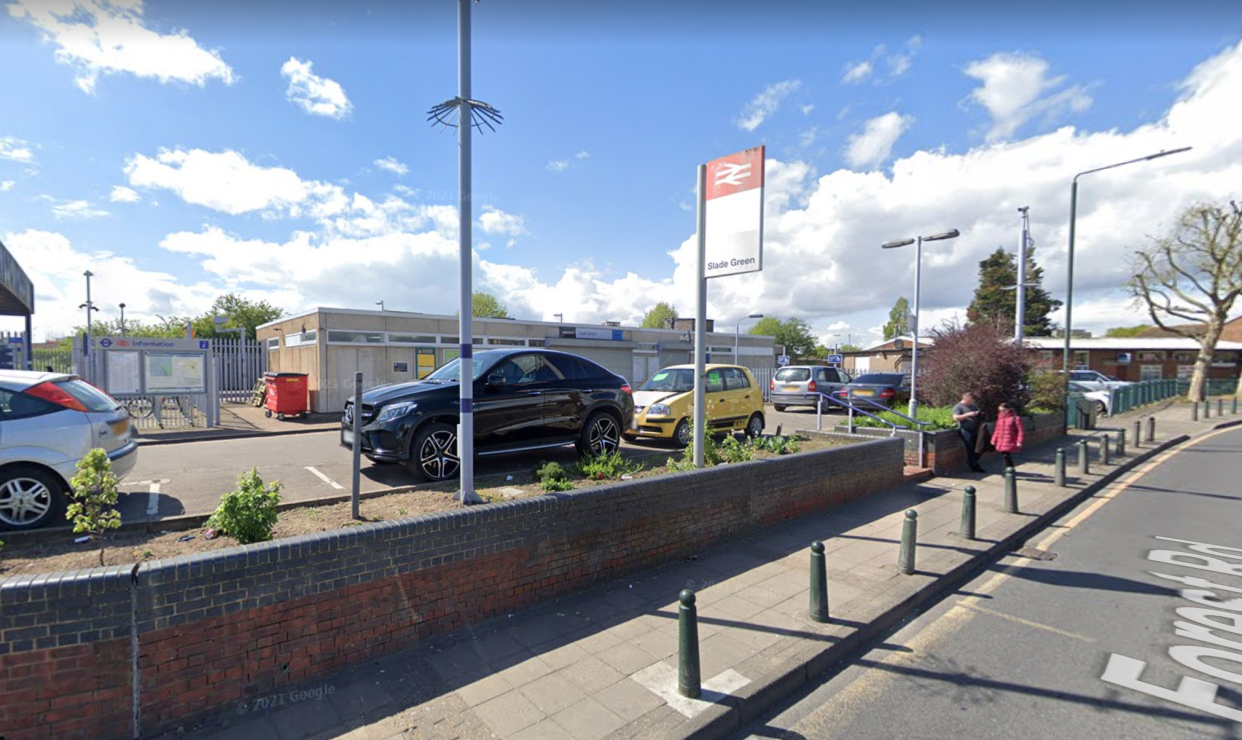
(157, 402, 1240, 740)
(135, 402, 339, 444)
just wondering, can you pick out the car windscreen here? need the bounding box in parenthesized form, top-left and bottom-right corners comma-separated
(640, 368, 695, 393)
(852, 374, 903, 385)
(774, 368, 810, 382)
(426, 352, 501, 382)
(56, 379, 120, 413)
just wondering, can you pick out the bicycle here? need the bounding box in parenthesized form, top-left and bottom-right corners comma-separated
(122, 396, 183, 420)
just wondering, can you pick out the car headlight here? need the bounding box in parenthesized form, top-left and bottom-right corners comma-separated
(649, 403, 671, 417)
(376, 401, 416, 422)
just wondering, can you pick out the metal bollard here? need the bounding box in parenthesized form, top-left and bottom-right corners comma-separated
(809, 542, 830, 623)
(898, 509, 918, 575)
(1101, 433, 1111, 466)
(1204, 400, 1211, 419)
(1117, 428, 1126, 457)
(960, 486, 977, 540)
(1003, 467, 1018, 514)
(678, 590, 701, 698)
(1147, 416, 1156, 443)
(1233, 396, 1238, 415)
(1133, 420, 1142, 449)
(1054, 448, 1066, 487)
(1193, 402, 1200, 421)
(1078, 439, 1090, 475)
(1219, 398, 1224, 417)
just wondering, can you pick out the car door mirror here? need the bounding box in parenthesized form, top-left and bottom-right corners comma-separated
(486, 372, 508, 388)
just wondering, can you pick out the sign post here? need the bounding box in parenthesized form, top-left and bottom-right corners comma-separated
(694, 146, 765, 467)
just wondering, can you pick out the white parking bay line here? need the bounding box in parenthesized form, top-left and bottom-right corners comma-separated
(306, 466, 345, 490)
(147, 480, 163, 516)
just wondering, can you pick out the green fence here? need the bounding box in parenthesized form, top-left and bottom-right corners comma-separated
(32, 347, 74, 373)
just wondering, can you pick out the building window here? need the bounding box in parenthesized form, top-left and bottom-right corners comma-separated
(1136, 351, 1166, 362)
(266, 337, 280, 351)
(1140, 365, 1163, 381)
(326, 330, 384, 344)
(528, 339, 545, 347)
(1073, 352, 1089, 368)
(388, 333, 437, 345)
(284, 330, 318, 348)
(487, 337, 525, 346)
(1174, 352, 1195, 363)
(439, 337, 484, 346)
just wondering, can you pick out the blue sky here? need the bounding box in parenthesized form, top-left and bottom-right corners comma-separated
(2, 0, 1241, 345)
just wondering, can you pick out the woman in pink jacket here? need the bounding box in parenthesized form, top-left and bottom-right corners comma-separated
(990, 402, 1025, 470)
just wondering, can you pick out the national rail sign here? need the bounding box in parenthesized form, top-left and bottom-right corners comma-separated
(704, 146, 764, 279)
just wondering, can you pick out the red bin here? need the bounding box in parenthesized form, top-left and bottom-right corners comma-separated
(264, 372, 308, 420)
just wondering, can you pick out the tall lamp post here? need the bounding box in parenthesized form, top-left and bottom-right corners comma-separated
(79, 271, 99, 377)
(735, 313, 763, 364)
(1061, 147, 1191, 421)
(882, 229, 961, 418)
(119, 303, 127, 335)
(376, 300, 385, 312)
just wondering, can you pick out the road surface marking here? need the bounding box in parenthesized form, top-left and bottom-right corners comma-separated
(630, 662, 749, 718)
(957, 601, 1097, 643)
(147, 480, 163, 516)
(306, 467, 344, 490)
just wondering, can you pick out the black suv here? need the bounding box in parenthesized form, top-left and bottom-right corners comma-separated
(341, 348, 635, 481)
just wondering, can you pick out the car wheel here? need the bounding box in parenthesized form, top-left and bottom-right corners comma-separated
(1094, 401, 1107, 417)
(673, 419, 692, 447)
(578, 412, 622, 457)
(745, 413, 765, 439)
(0, 466, 66, 531)
(406, 422, 460, 482)
(774, 404, 787, 412)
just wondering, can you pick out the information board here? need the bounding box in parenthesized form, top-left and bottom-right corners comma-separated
(145, 353, 206, 393)
(105, 351, 142, 394)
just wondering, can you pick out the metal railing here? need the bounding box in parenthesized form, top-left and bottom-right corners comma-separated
(805, 391, 932, 465)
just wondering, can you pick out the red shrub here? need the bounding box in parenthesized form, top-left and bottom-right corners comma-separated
(920, 320, 1031, 415)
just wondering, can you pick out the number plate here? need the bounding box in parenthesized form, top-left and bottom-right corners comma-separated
(855, 389, 875, 397)
(341, 429, 355, 447)
(783, 385, 799, 391)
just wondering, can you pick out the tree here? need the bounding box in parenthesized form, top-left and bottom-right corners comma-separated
(838, 343, 862, 353)
(193, 294, 284, 340)
(1129, 202, 1242, 401)
(1104, 325, 1153, 338)
(883, 297, 910, 340)
(640, 302, 679, 329)
(67, 449, 122, 566)
(966, 246, 1061, 336)
(749, 317, 817, 359)
(919, 320, 1031, 415)
(471, 291, 510, 319)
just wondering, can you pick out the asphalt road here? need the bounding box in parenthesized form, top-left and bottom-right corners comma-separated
(736, 424, 1242, 740)
(115, 404, 842, 523)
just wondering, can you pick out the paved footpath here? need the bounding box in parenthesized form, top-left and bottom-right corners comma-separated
(156, 401, 1241, 740)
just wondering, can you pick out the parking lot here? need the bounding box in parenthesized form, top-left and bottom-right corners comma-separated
(115, 403, 847, 524)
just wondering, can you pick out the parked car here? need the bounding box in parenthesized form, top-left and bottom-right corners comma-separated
(1068, 369, 1131, 392)
(1069, 381, 1112, 416)
(769, 365, 852, 412)
(624, 364, 765, 446)
(0, 370, 138, 531)
(831, 373, 911, 410)
(341, 348, 634, 482)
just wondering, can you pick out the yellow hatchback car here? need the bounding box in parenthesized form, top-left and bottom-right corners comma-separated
(624, 364, 765, 446)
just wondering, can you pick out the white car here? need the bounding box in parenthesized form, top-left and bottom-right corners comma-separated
(1069, 381, 1112, 417)
(0, 370, 137, 530)
(1068, 370, 1131, 392)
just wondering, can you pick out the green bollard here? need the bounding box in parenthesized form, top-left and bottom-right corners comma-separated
(1117, 428, 1126, 457)
(1078, 439, 1090, 475)
(1147, 416, 1156, 443)
(960, 486, 977, 540)
(1233, 396, 1238, 415)
(1204, 399, 1211, 419)
(898, 509, 918, 575)
(1101, 433, 1111, 466)
(809, 542, 830, 623)
(1003, 467, 1018, 514)
(678, 589, 701, 698)
(1193, 401, 1199, 421)
(1054, 448, 1066, 487)
(1133, 420, 1142, 449)
(1219, 398, 1224, 417)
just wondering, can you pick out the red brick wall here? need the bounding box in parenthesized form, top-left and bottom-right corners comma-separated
(0, 639, 130, 740)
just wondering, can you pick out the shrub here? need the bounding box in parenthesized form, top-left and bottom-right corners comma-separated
(920, 320, 1031, 415)
(1026, 369, 1067, 413)
(574, 451, 643, 480)
(67, 448, 122, 566)
(534, 461, 575, 492)
(752, 434, 803, 454)
(207, 469, 282, 544)
(718, 435, 754, 463)
(851, 406, 958, 431)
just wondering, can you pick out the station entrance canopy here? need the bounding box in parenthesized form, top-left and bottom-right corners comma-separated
(0, 239, 34, 317)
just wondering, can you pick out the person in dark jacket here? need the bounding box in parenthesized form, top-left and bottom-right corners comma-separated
(990, 402, 1025, 469)
(952, 392, 985, 473)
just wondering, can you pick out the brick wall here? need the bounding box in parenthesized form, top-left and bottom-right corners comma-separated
(1, 437, 903, 740)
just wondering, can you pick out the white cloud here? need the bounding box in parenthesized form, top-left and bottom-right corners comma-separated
(374, 156, 409, 176)
(51, 199, 110, 219)
(841, 61, 873, 84)
(7, 0, 235, 94)
(737, 79, 801, 132)
(576, 150, 590, 160)
(478, 206, 527, 239)
(887, 35, 922, 77)
(0, 180, 14, 192)
(281, 57, 352, 119)
(109, 185, 140, 203)
(963, 52, 1093, 142)
(393, 184, 419, 198)
(844, 112, 914, 169)
(0, 136, 35, 163)
(546, 159, 570, 173)
(124, 148, 311, 216)
(800, 104, 815, 116)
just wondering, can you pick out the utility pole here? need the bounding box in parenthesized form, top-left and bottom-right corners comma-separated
(1015, 207, 1030, 345)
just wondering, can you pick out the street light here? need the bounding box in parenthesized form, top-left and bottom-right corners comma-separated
(119, 303, 126, 335)
(375, 300, 385, 312)
(735, 313, 763, 364)
(553, 313, 563, 323)
(882, 228, 961, 418)
(79, 271, 99, 369)
(1061, 146, 1192, 421)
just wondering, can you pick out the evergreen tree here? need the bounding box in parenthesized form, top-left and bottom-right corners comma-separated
(883, 297, 910, 340)
(966, 246, 1061, 336)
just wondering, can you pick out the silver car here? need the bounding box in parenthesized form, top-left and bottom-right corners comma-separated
(769, 365, 852, 412)
(0, 370, 138, 530)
